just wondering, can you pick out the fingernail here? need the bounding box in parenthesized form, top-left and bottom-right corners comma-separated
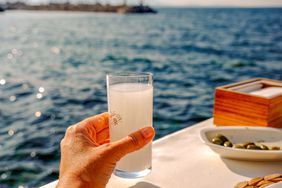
(141, 127, 154, 138)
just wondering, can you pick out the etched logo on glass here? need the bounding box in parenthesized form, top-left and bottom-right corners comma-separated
(110, 111, 122, 126)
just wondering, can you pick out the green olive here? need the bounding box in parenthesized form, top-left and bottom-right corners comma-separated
(224, 141, 233, 147)
(242, 142, 255, 148)
(215, 134, 229, 143)
(212, 137, 223, 145)
(212, 133, 280, 151)
(259, 144, 269, 150)
(270, 146, 280, 150)
(233, 144, 245, 149)
(246, 145, 262, 150)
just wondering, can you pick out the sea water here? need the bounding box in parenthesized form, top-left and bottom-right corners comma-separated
(0, 8, 281, 187)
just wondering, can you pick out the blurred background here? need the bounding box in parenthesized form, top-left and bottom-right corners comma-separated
(0, 0, 282, 187)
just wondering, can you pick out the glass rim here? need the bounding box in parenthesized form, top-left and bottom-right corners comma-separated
(107, 72, 153, 78)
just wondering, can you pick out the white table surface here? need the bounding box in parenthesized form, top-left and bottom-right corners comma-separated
(41, 118, 282, 188)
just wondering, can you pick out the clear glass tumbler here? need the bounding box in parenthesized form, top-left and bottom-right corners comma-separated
(107, 72, 153, 178)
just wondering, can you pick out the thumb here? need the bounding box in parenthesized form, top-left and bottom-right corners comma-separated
(110, 126, 155, 160)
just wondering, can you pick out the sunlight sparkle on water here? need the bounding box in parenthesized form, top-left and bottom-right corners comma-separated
(36, 93, 43, 99)
(7, 53, 13, 59)
(8, 129, 15, 136)
(1, 173, 7, 180)
(0, 79, 6, 85)
(51, 47, 60, 54)
(30, 151, 37, 157)
(35, 111, 42, 117)
(9, 95, 17, 102)
(39, 87, 45, 93)
(11, 48, 23, 56)
(11, 48, 18, 55)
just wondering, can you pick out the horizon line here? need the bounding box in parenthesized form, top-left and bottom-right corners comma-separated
(152, 5, 282, 8)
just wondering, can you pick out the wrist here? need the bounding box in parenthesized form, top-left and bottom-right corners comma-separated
(56, 174, 86, 188)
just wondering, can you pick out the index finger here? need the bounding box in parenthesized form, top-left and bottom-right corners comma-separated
(82, 112, 109, 133)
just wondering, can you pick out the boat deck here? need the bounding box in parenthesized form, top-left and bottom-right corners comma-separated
(41, 118, 282, 188)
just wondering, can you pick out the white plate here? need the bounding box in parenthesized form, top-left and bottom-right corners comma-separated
(200, 126, 282, 161)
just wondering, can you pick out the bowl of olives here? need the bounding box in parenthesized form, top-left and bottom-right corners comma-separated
(200, 126, 282, 161)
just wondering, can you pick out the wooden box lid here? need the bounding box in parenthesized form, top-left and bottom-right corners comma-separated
(213, 78, 282, 128)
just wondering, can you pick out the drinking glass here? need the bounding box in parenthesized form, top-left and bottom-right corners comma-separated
(107, 72, 153, 178)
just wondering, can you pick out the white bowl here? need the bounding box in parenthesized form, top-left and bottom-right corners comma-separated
(200, 126, 282, 161)
(266, 182, 282, 188)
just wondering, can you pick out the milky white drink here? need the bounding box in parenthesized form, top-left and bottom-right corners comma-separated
(108, 83, 153, 175)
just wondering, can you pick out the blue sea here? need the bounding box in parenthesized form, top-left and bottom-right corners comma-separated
(0, 8, 282, 187)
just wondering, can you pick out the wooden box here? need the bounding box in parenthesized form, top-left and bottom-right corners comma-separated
(213, 78, 282, 128)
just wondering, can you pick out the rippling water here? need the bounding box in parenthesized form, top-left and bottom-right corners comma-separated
(0, 8, 282, 187)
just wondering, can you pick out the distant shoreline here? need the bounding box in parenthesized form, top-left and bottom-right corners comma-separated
(2, 2, 157, 14)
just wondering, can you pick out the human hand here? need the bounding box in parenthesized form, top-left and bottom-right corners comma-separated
(56, 112, 155, 188)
